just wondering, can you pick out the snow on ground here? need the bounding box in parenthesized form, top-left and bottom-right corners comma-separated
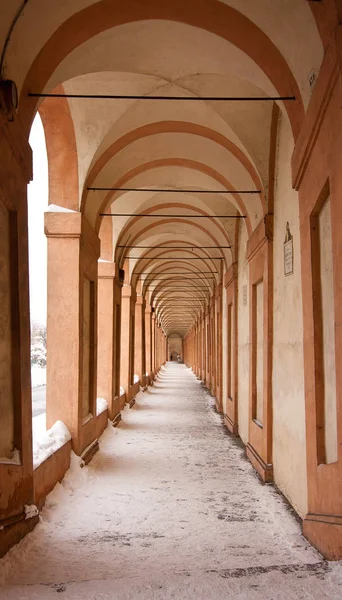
(32, 413, 46, 438)
(1, 363, 342, 599)
(31, 365, 46, 388)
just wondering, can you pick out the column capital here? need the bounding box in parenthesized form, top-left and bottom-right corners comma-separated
(122, 284, 133, 299)
(45, 211, 100, 257)
(215, 283, 223, 300)
(98, 259, 115, 279)
(135, 294, 145, 307)
(224, 262, 238, 288)
(246, 214, 273, 263)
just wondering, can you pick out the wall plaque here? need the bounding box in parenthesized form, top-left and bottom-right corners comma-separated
(284, 222, 293, 276)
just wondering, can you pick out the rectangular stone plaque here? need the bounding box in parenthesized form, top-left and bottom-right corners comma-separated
(284, 238, 293, 276)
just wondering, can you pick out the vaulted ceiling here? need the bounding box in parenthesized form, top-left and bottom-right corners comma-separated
(0, 0, 325, 335)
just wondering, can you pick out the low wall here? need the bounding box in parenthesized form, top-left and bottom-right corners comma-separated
(119, 392, 126, 410)
(131, 381, 140, 399)
(111, 395, 121, 419)
(34, 411, 108, 510)
(95, 409, 108, 439)
(33, 440, 72, 509)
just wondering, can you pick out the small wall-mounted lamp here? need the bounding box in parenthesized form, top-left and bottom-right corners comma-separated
(0, 79, 18, 121)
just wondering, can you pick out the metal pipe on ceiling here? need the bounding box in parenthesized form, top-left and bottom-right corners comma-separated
(135, 271, 217, 274)
(101, 213, 246, 218)
(117, 245, 231, 249)
(29, 92, 296, 101)
(89, 187, 259, 194)
(128, 257, 222, 260)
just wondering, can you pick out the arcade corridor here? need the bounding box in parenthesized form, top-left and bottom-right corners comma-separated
(2, 0, 342, 571)
(0, 364, 341, 599)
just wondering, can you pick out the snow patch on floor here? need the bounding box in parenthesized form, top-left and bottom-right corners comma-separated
(1, 364, 342, 599)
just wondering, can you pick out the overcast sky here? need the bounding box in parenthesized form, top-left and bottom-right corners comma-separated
(28, 114, 48, 326)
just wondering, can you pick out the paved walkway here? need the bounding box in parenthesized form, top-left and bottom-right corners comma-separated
(0, 363, 341, 599)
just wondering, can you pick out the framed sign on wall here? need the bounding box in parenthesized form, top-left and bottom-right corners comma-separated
(284, 222, 293, 276)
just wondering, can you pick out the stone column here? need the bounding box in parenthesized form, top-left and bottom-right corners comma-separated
(246, 216, 273, 483)
(0, 102, 37, 556)
(205, 307, 211, 390)
(155, 322, 160, 371)
(223, 263, 238, 434)
(199, 321, 202, 375)
(201, 313, 205, 381)
(45, 211, 100, 457)
(151, 313, 156, 376)
(292, 32, 342, 558)
(215, 284, 223, 412)
(194, 324, 198, 374)
(145, 305, 153, 383)
(135, 294, 146, 387)
(210, 297, 215, 393)
(120, 284, 136, 402)
(156, 324, 164, 370)
(162, 330, 166, 365)
(97, 261, 122, 421)
(163, 332, 167, 363)
(113, 278, 122, 408)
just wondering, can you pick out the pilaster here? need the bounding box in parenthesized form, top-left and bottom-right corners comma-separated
(120, 284, 137, 401)
(292, 25, 342, 559)
(223, 263, 239, 434)
(45, 211, 100, 457)
(97, 261, 122, 421)
(135, 295, 146, 387)
(245, 217, 273, 483)
(0, 103, 36, 556)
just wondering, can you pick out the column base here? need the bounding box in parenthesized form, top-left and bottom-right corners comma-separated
(303, 514, 342, 560)
(111, 412, 122, 427)
(80, 439, 99, 465)
(224, 413, 238, 435)
(128, 398, 136, 408)
(246, 443, 273, 483)
(0, 512, 39, 558)
(215, 398, 223, 413)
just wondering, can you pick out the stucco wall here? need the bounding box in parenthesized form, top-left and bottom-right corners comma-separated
(272, 114, 307, 517)
(237, 221, 249, 444)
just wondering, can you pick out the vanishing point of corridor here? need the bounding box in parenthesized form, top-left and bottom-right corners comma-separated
(0, 364, 341, 599)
